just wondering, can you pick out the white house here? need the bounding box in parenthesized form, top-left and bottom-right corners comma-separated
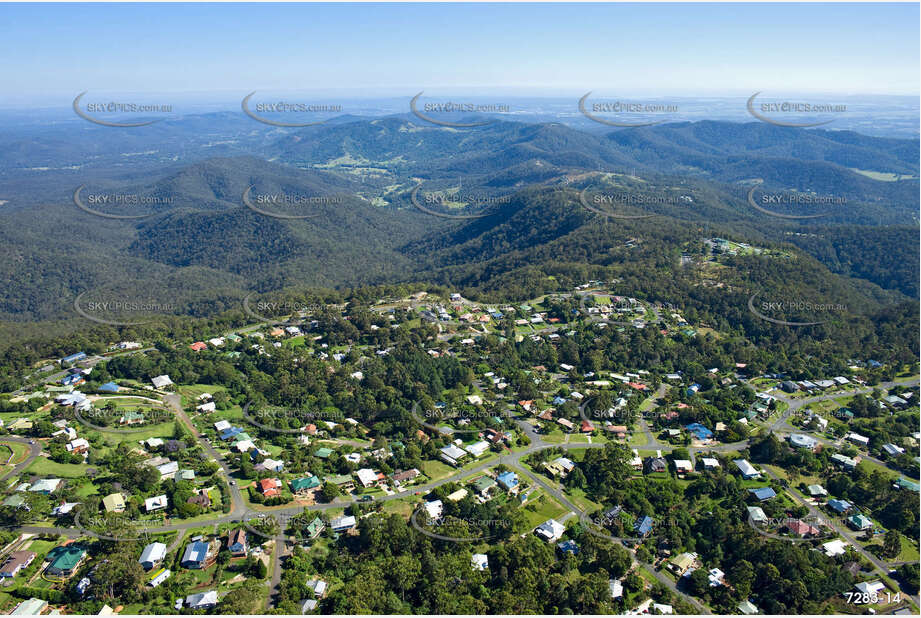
(145, 495, 168, 512)
(151, 375, 173, 389)
(355, 468, 378, 488)
(471, 553, 489, 571)
(535, 519, 566, 542)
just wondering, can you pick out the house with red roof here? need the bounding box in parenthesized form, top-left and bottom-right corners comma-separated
(785, 519, 820, 537)
(258, 478, 281, 497)
(190, 342, 207, 352)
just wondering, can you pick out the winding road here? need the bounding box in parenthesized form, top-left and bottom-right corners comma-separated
(4, 368, 917, 612)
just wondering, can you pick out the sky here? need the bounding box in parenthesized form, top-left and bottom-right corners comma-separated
(1, 2, 918, 103)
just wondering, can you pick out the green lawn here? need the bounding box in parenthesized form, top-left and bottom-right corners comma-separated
(24, 457, 87, 478)
(521, 493, 569, 528)
(420, 460, 454, 482)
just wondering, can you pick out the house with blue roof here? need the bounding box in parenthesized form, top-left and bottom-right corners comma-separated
(827, 498, 852, 513)
(686, 384, 701, 396)
(634, 516, 654, 537)
(553, 396, 567, 405)
(61, 352, 86, 364)
(97, 381, 120, 393)
(496, 471, 519, 492)
(220, 427, 243, 441)
(748, 487, 776, 502)
(684, 423, 713, 441)
(557, 540, 579, 555)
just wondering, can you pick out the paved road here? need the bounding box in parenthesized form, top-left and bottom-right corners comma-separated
(7, 370, 917, 610)
(763, 466, 920, 607)
(0, 437, 41, 483)
(164, 393, 245, 518)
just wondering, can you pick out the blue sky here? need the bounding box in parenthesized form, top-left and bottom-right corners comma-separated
(1, 3, 918, 100)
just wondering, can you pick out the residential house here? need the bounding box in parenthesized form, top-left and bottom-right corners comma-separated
(148, 568, 171, 588)
(181, 540, 218, 569)
(789, 434, 818, 450)
(150, 375, 173, 389)
(847, 514, 873, 531)
(259, 478, 281, 497)
(748, 487, 776, 502)
(439, 444, 468, 466)
(330, 515, 356, 532)
(290, 476, 321, 494)
(355, 468, 380, 488)
(28, 478, 62, 494)
(822, 539, 849, 557)
(634, 515, 654, 537)
(733, 459, 761, 479)
(185, 591, 218, 610)
(746, 506, 768, 524)
(473, 476, 497, 499)
(102, 492, 126, 513)
(227, 529, 247, 557)
(827, 499, 853, 514)
(785, 519, 820, 537)
(0, 551, 36, 578)
(9, 598, 48, 615)
(668, 552, 698, 575)
(145, 495, 168, 512)
(535, 519, 566, 542)
(496, 471, 519, 493)
(807, 485, 828, 497)
(138, 542, 167, 570)
(391, 469, 420, 487)
(701, 458, 720, 470)
(471, 553, 489, 571)
(831, 453, 859, 471)
(46, 546, 86, 576)
(187, 490, 211, 510)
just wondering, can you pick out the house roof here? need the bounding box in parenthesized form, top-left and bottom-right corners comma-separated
(748, 487, 776, 501)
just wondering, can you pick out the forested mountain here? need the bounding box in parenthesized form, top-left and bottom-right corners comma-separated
(0, 115, 916, 347)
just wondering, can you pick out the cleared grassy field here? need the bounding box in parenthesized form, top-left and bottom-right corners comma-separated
(520, 493, 569, 528)
(24, 457, 86, 478)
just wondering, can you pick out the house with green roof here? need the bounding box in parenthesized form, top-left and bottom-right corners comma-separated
(326, 474, 354, 490)
(314, 447, 334, 459)
(896, 478, 920, 492)
(305, 516, 325, 539)
(290, 476, 321, 493)
(847, 514, 873, 531)
(46, 545, 86, 576)
(473, 476, 497, 498)
(2, 494, 27, 509)
(120, 410, 145, 425)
